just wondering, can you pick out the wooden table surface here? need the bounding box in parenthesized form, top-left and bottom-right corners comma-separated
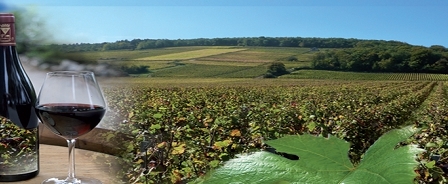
(3, 144, 122, 184)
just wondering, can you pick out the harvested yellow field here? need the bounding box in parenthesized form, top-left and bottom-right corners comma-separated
(135, 48, 246, 61)
(183, 60, 262, 67)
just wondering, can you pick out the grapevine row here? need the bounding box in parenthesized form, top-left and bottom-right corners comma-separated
(100, 80, 443, 183)
(407, 82, 448, 183)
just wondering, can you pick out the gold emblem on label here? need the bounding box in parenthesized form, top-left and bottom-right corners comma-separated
(0, 24, 12, 43)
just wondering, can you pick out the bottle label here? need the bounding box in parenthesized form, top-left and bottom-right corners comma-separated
(0, 23, 15, 46)
(0, 116, 38, 175)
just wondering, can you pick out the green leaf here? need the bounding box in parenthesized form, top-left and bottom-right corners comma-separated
(425, 142, 436, 148)
(209, 160, 221, 168)
(425, 160, 436, 169)
(150, 123, 162, 130)
(172, 143, 186, 155)
(306, 121, 316, 130)
(153, 113, 163, 119)
(341, 126, 425, 184)
(199, 126, 424, 184)
(213, 140, 232, 149)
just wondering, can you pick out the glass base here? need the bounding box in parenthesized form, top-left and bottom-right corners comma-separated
(42, 177, 102, 184)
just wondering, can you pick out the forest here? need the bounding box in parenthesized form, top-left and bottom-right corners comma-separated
(47, 37, 448, 74)
(50, 37, 418, 52)
(311, 44, 448, 73)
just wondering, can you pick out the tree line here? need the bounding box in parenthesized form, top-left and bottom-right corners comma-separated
(311, 44, 448, 74)
(49, 37, 421, 52)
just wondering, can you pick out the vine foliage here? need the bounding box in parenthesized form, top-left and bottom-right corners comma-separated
(197, 126, 424, 184)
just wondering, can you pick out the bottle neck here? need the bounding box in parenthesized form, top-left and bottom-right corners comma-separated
(0, 22, 16, 46)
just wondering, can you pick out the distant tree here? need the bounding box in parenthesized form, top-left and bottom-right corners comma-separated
(266, 62, 289, 77)
(116, 41, 133, 50)
(155, 39, 167, 48)
(101, 43, 113, 51)
(311, 52, 330, 69)
(136, 40, 157, 50)
(429, 45, 447, 52)
(409, 48, 436, 72)
(430, 58, 448, 73)
(279, 38, 297, 47)
(130, 39, 142, 48)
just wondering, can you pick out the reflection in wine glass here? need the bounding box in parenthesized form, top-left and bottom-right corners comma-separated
(35, 71, 106, 184)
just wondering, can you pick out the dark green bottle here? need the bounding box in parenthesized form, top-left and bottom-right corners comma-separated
(0, 13, 39, 182)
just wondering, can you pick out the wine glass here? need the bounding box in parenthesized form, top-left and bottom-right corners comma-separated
(35, 71, 107, 184)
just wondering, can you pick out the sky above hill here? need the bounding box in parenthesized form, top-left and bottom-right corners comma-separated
(2, 0, 448, 47)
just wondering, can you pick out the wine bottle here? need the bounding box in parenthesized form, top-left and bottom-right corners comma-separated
(0, 13, 39, 181)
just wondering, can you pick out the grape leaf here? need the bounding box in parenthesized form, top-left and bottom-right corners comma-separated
(198, 126, 424, 184)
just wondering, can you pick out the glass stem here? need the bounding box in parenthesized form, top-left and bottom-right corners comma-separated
(67, 139, 78, 182)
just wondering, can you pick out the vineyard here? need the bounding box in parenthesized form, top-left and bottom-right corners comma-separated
(99, 79, 448, 183)
(285, 70, 448, 81)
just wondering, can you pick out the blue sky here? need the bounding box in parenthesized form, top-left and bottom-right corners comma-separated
(2, 0, 448, 47)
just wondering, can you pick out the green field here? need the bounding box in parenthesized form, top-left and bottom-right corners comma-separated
(68, 46, 448, 81)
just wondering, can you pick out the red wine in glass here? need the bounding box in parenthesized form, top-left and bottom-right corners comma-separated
(36, 103, 106, 139)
